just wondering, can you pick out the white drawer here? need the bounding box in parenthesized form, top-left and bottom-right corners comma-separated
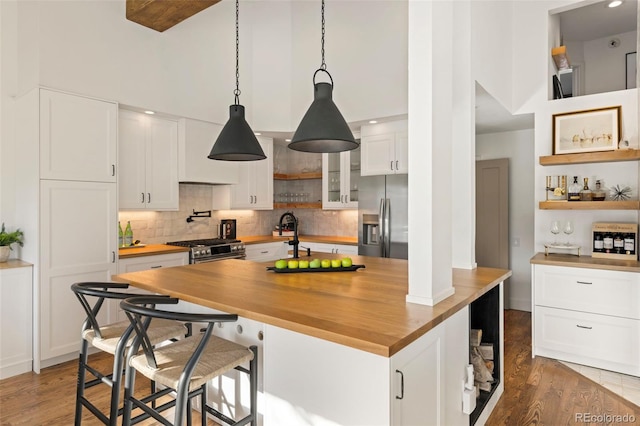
(535, 306, 640, 372)
(534, 265, 640, 319)
(245, 242, 287, 262)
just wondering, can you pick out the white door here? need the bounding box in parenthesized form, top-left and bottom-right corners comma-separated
(39, 180, 117, 361)
(39, 89, 117, 183)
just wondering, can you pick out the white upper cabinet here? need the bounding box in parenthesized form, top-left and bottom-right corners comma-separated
(230, 137, 273, 210)
(118, 109, 179, 210)
(39, 89, 117, 182)
(361, 119, 408, 176)
(322, 145, 360, 210)
(178, 118, 239, 185)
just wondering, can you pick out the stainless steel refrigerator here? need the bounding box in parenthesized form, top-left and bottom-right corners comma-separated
(358, 174, 408, 259)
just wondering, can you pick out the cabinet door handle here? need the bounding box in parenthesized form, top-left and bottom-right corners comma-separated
(576, 324, 593, 330)
(112, 164, 115, 176)
(258, 330, 264, 341)
(141, 193, 145, 203)
(345, 195, 349, 203)
(254, 195, 257, 204)
(147, 193, 151, 203)
(395, 160, 399, 170)
(112, 251, 116, 263)
(576, 281, 592, 285)
(395, 369, 404, 400)
(390, 161, 394, 171)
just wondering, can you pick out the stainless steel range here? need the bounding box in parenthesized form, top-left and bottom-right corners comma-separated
(165, 238, 246, 264)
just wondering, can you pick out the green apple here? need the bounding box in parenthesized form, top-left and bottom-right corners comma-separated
(309, 259, 321, 268)
(299, 260, 309, 269)
(331, 259, 342, 268)
(320, 259, 331, 268)
(341, 257, 353, 267)
(275, 259, 287, 269)
(287, 259, 299, 269)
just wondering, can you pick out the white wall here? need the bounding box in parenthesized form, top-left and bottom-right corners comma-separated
(477, 129, 535, 312)
(583, 31, 637, 95)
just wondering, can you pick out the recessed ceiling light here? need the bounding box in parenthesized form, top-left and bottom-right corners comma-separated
(285, 139, 291, 142)
(254, 132, 262, 136)
(368, 120, 378, 124)
(144, 110, 155, 115)
(608, 0, 623, 8)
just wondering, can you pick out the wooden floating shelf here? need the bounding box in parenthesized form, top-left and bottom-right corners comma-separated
(274, 202, 322, 209)
(539, 149, 640, 166)
(539, 200, 640, 210)
(274, 172, 322, 180)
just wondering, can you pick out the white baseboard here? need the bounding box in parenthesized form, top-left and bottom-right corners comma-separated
(508, 297, 531, 312)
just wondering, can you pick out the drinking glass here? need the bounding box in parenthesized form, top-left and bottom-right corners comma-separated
(563, 221, 574, 245)
(550, 221, 560, 245)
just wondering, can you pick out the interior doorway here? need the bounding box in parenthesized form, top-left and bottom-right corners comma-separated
(475, 158, 510, 308)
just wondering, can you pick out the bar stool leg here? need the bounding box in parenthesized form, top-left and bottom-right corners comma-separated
(74, 338, 90, 426)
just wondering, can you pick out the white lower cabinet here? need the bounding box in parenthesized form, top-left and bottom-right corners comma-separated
(532, 264, 640, 376)
(245, 242, 288, 262)
(299, 242, 358, 256)
(0, 263, 33, 379)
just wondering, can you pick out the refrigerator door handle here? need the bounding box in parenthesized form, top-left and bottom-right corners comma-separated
(384, 198, 391, 258)
(379, 198, 386, 257)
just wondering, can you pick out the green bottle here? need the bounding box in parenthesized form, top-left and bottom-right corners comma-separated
(124, 221, 133, 247)
(118, 221, 124, 248)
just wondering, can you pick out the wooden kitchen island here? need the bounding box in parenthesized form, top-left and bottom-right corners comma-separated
(114, 254, 510, 426)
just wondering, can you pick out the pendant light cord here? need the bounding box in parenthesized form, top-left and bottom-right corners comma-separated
(320, 0, 326, 71)
(234, 0, 241, 105)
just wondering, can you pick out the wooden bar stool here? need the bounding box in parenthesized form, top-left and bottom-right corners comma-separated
(71, 282, 190, 426)
(121, 295, 258, 426)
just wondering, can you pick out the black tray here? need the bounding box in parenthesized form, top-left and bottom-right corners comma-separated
(266, 264, 365, 273)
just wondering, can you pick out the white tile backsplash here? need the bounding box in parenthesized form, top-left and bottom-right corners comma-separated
(119, 183, 358, 244)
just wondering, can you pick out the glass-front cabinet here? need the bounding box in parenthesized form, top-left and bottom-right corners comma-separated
(322, 145, 360, 209)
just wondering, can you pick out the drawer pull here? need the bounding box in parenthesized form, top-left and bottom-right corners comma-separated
(261, 250, 268, 254)
(576, 324, 593, 330)
(576, 281, 592, 285)
(150, 265, 162, 269)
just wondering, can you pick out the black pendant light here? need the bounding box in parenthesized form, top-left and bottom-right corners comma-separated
(288, 0, 357, 153)
(208, 0, 266, 161)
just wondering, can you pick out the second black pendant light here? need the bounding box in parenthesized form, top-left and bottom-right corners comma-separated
(208, 0, 265, 161)
(288, 0, 357, 153)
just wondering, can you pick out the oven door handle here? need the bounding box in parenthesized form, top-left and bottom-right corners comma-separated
(193, 253, 246, 263)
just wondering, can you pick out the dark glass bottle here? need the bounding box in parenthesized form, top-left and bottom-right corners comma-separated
(603, 232, 614, 253)
(613, 233, 625, 254)
(593, 233, 604, 252)
(624, 233, 636, 255)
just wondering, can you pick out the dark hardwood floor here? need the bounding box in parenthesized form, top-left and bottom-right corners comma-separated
(1, 309, 638, 425)
(487, 309, 640, 425)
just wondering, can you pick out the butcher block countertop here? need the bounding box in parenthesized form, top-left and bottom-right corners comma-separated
(113, 255, 510, 357)
(242, 235, 358, 245)
(531, 252, 640, 273)
(119, 244, 189, 259)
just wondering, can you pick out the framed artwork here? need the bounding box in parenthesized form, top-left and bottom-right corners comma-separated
(626, 52, 636, 89)
(552, 106, 621, 155)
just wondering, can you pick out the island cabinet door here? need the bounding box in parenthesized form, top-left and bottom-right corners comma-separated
(263, 325, 390, 426)
(391, 306, 470, 426)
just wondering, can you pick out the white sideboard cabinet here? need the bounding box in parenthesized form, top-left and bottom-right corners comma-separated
(532, 262, 640, 376)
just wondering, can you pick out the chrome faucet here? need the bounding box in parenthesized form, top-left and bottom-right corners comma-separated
(278, 211, 299, 258)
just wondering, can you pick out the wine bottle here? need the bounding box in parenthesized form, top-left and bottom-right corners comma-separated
(624, 233, 635, 255)
(568, 176, 581, 201)
(580, 177, 592, 201)
(593, 232, 604, 253)
(124, 221, 133, 247)
(613, 232, 624, 254)
(603, 232, 614, 253)
(118, 221, 124, 248)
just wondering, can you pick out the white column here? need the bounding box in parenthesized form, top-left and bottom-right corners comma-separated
(407, 0, 454, 306)
(451, 0, 477, 270)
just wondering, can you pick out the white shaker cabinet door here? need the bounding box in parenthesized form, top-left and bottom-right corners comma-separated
(230, 137, 273, 210)
(39, 180, 117, 363)
(118, 110, 147, 208)
(39, 89, 117, 183)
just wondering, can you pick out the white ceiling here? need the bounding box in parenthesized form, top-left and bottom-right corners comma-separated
(475, 0, 638, 135)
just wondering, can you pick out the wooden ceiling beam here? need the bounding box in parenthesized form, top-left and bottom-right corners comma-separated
(126, 0, 221, 33)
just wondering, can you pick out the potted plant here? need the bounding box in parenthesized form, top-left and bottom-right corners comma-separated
(0, 223, 24, 262)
